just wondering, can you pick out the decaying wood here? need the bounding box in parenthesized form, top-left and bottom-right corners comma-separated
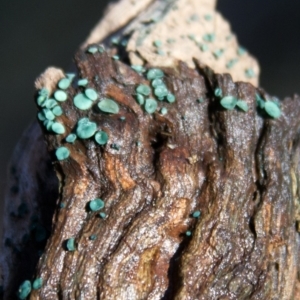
(1, 0, 300, 299)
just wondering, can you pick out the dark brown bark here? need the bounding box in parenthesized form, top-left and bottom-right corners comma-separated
(1, 46, 300, 299)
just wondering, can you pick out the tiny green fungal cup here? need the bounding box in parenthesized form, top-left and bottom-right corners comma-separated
(51, 122, 65, 134)
(66, 238, 76, 251)
(98, 98, 119, 114)
(95, 131, 109, 145)
(54, 90, 68, 102)
(145, 98, 158, 114)
(85, 88, 98, 101)
(89, 198, 105, 211)
(66, 133, 77, 143)
(76, 118, 97, 139)
(236, 100, 249, 112)
(32, 278, 43, 290)
(18, 280, 32, 300)
(264, 101, 281, 118)
(58, 78, 71, 90)
(136, 84, 151, 96)
(220, 96, 238, 110)
(55, 147, 70, 161)
(74, 93, 93, 110)
(147, 68, 164, 80)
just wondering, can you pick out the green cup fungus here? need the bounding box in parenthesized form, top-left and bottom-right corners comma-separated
(89, 198, 105, 211)
(66, 238, 76, 251)
(39, 88, 49, 98)
(220, 96, 237, 110)
(37, 112, 46, 121)
(152, 78, 164, 88)
(99, 212, 106, 219)
(89, 234, 97, 241)
(51, 122, 65, 134)
(43, 108, 55, 121)
(214, 88, 223, 98)
(58, 78, 71, 90)
(76, 118, 97, 139)
(45, 99, 58, 109)
(147, 68, 164, 80)
(145, 98, 158, 114)
(74, 93, 93, 110)
(226, 58, 238, 70)
(17, 280, 31, 299)
(236, 100, 249, 112)
(66, 73, 76, 81)
(153, 40, 162, 47)
(185, 231, 192, 237)
(85, 88, 98, 101)
(95, 131, 109, 145)
(213, 49, 224, 59)
(55, 146, 70, 161)
(166, 93, 176, 103)
(37, 95, 46, 107)
(78, 78, 88, 87)
(203, 33, 215, 42)
(264, 101, 281, 118)
(98, 98, 119, 114)
(255, 93, 265, 109)
(44, 120, 54, 131)
(87, 46, 98, 54)
(52, 106, 63, 116)
(136, 84, 151, 96)
(245, 68, 255, 79)
(192, 211, 201, 218)
(136, 94, 145, 105)
(131, 65, 145, 73)
(154, 85, 168, 98)
(161, 107, 168, 115)
(54, 90, 68, 102)
(32, 278, 43, 290)
(66, 133, 77, 143)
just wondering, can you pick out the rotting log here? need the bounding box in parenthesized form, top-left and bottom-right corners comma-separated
(1, 0, 300, 299)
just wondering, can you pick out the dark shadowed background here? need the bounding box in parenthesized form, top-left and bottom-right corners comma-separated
(1, 0, 300, 236)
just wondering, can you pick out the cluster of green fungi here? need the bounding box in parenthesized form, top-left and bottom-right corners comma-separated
(214, 87, 281, 118)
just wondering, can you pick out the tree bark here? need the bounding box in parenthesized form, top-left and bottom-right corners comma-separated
(1, 0, 300, 299)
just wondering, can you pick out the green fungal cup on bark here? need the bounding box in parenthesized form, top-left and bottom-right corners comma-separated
(98, 98, 119, 114)
(264, 101, 281, 118)
(54, 90, 68, 102)
(236, 100, 249, 112)
(55, 146, 70, 161)
(58, 77, 71, 90)
(66, 133, 77, 143)
(145, 98, 158, 114)
(78, 78, 89, 87)
(89, 198, 105, 211)
(52, 106, 63, 116)
(95, 131, 109, 145)
(66, 238, 76, 251)
(136, 84, 151, 96)
(51, 122, 65, 134)
(32, 278, 43, 290)
(76, 118, 97, 139)
(74, 93, 93, 110)
(85, 88, 98, 101)
(220, 96, 238, 110)
(136, 94, 145, 105)
(147, 68, 164, 80)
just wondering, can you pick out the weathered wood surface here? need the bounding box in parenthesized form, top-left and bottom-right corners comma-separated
(1, 0, 300, 299)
